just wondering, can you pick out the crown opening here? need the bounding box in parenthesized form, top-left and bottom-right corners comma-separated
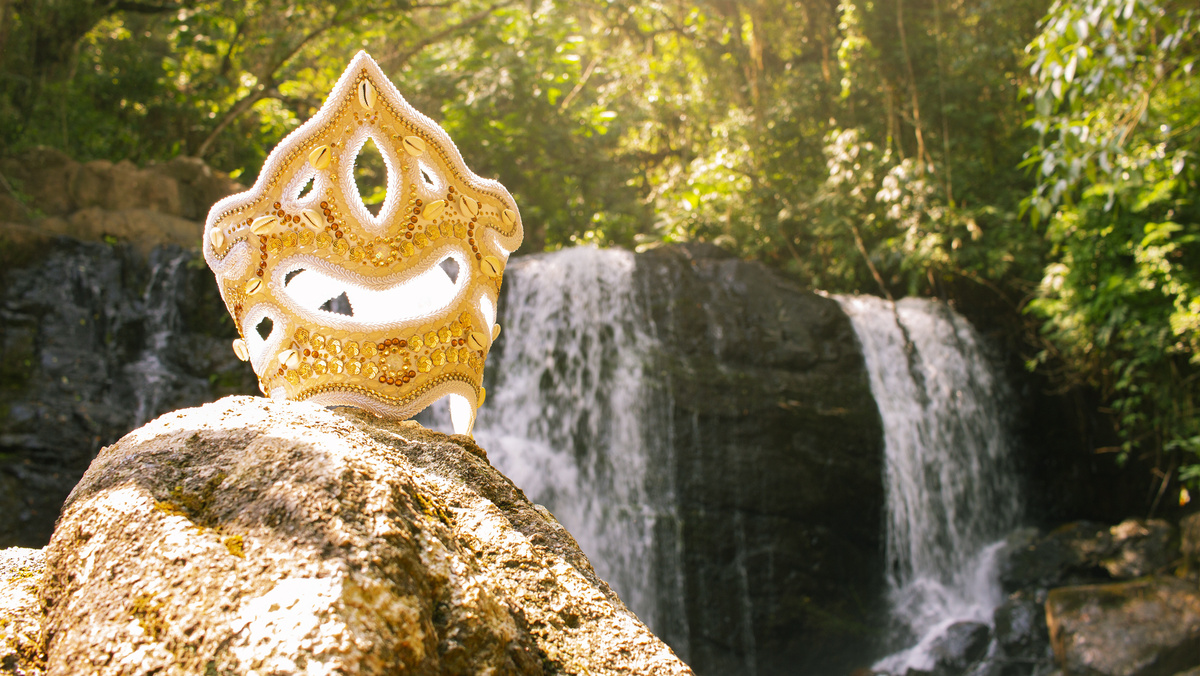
(296, 176, 315, 201)
(284, 166, 324, 212)
(277, 251, 470, 328)
(342, 127, 402, 233)
(255, 316, 275, 340)
(319, 292, 354, 317)
(353, 137, 389, 217)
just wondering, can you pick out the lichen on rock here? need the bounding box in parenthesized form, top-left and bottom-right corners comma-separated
(22, 396, 690, 675)
(0, 547, 45, 676)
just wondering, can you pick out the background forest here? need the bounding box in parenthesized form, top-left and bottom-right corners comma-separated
(0, 0, 1197, 508)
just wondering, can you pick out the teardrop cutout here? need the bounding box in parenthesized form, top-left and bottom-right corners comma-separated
(354, 137, 388, 217)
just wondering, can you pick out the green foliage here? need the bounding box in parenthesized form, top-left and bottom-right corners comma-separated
(1024, 0, 1199, 490)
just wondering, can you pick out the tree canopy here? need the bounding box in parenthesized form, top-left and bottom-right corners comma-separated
(0, 0, 1197, 507)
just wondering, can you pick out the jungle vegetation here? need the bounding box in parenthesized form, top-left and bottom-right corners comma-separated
(0, 0, 1196, 508)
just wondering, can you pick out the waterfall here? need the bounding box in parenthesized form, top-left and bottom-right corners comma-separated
(125, 248, 195, 427)
(836, 295, 1021, 674)
(419, 246, 674, 631)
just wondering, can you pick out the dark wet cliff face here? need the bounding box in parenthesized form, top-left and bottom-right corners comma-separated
(0, 240, 257, 547)
(634, 244, 888, 676)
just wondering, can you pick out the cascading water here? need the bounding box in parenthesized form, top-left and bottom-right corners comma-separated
(125, 248, 199, 427)
(419, 246, 675, 632)
(836, 295, 1022, 674)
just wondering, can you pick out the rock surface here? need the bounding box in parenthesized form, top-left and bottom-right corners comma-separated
(0, 547, 44, 675)
(29, 396, 691, 675)
(928, 621, 991, 675)
(1001, 519, 1175, 594)
(633, 244, 886, 676)
(1046, 576, 1200, 676)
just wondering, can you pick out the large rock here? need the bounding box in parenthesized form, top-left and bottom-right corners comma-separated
(29, 396, 691, 675)
(0, 547, 44, 675)
(634, 244, 886, 676)
(1046, 577, 1200, 676)
(1002, 520, 1175, 593)
(0, 242, 256, 548)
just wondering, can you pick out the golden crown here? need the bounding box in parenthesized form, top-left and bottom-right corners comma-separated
(203, 51, 522, 435)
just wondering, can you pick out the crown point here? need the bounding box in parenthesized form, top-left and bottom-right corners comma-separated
(232, 338, 249, 362)
(309, 145, 332, 170)
(251, 215, 279, 236)
(402, 135, 426, 156)
(480, 255, 502, 278)
(209, 227, 225, 248)
(357, 79, 378, 110)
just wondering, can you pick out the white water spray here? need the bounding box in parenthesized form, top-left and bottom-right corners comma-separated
(837, 295, 1021, 674)
(421, 246, 669, 629)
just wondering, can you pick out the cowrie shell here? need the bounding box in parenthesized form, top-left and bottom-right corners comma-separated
(357, 79, 377, 110)
(209, 228, 225, 248)
(308, 145, 331, 170)
(480, 255, 502, 278)
(278, 349, 300, 369)
(492, 324, 501, 340)
(467, 331, 488, 351)
(232, 338, 249, 361)
(251, 215, 278, 235)
(244, 278, 262, 294)
(477, 386, 486, 408)
(402, 135, 425, 156)
(458, 194, 479, 218)
(300, 209, 322, 229)
(423, 199, 445, 221)
(502, 209, 516, 227)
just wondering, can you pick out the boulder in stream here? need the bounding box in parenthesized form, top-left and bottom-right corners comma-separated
(1046, 576, 1200, 676)
(19, 396, 690, 674)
